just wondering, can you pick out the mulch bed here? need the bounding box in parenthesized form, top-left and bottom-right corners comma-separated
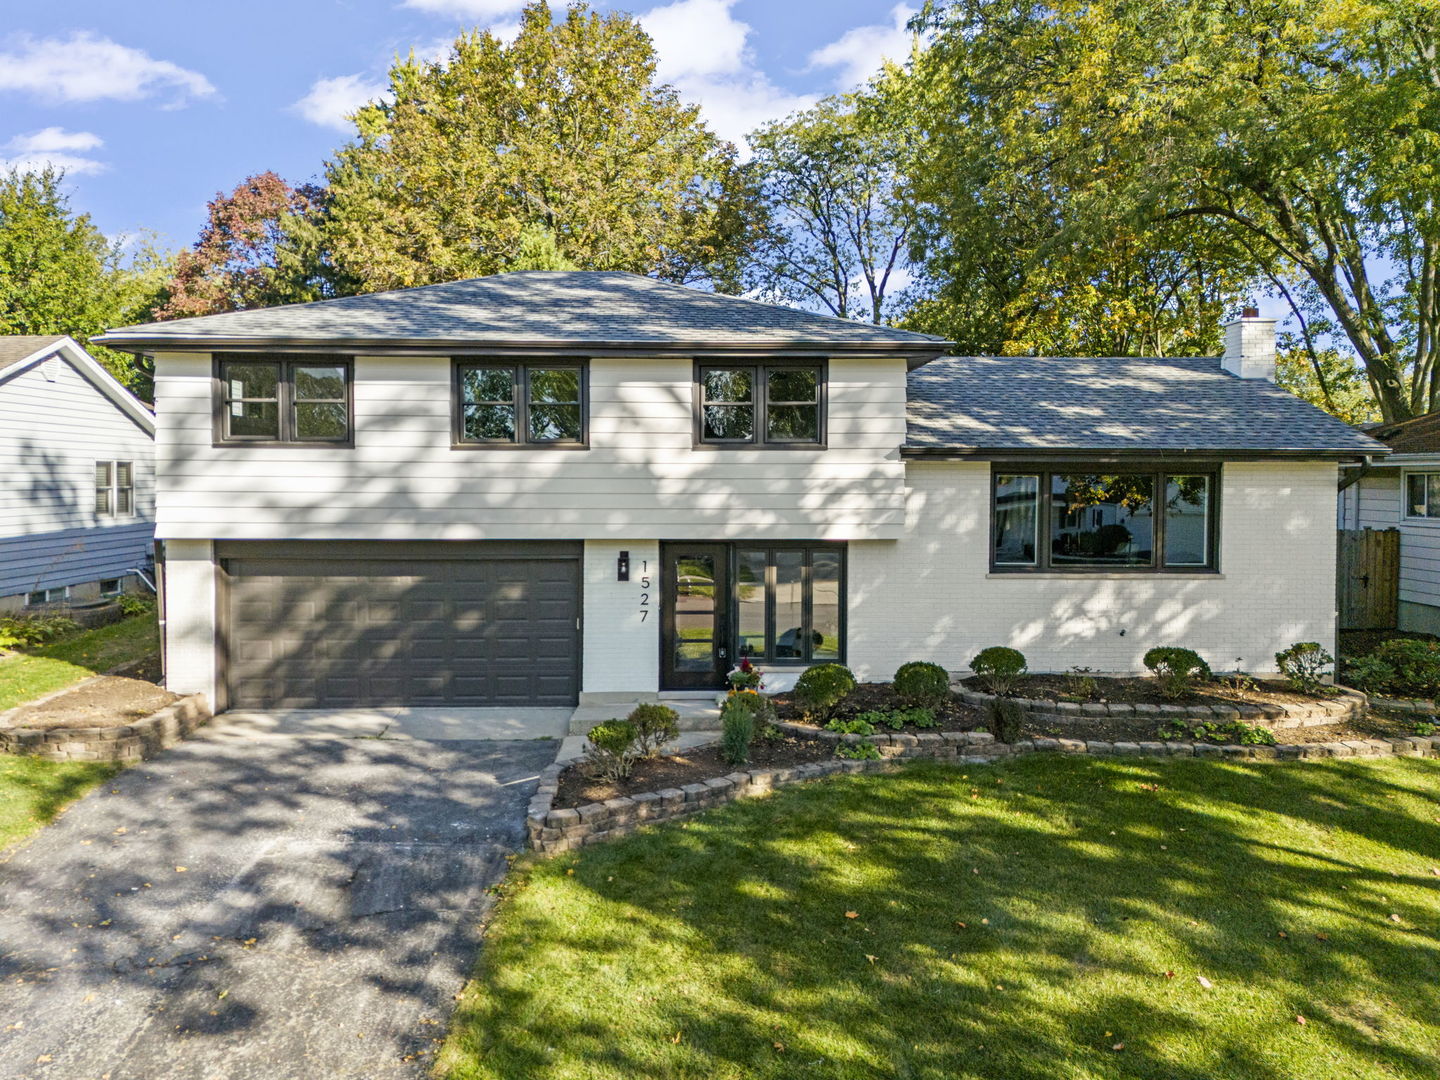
(771, 681, 985, 732)
(7, 675, 178, 730)
(1021, 708, 1424, 745)
(1339, 628, 1438, 660)
(554, 731, 833, 809)
(967, 674, 1336, 710)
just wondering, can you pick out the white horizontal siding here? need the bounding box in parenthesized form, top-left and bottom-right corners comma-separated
(153, 352, 908, 540)
(1348, 471, 1440, 608)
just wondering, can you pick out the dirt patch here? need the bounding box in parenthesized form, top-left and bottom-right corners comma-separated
(771, 681, 985, 731)
(965, 674, 1336, 710)
(1022, 708, 1425, 745)
(9, 676, 179, 730)
(554, 732, 834, 809)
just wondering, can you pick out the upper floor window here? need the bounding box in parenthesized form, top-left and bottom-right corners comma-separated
(696, 363, 825, 447)
(454, 361, 587, 447)
(95, 460, 134, 517)
(215, 355, 352, 445)
(1405, 472, 1440, 519)
(992, 467, 1217, 572)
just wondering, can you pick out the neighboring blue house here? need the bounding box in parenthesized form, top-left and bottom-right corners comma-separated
(0, 336, 156, 613)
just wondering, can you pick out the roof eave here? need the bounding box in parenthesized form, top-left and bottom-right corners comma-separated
(899, 445, 1388, 462)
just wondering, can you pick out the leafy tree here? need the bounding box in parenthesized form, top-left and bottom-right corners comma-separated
(1276, 346, 1380, 427)
(156, 172, 327, 318)
(0, 167, 170, 395)
(910, 0, 1440, 419)
(316, 1, 759, 292)
(745, 87, 910, 323)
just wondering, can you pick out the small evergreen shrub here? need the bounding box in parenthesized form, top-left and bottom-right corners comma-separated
(986, 697, 1025, 743)
(893, 661, 950, 709)
(793, 663, 857, 722)
(970, 647, 1027, 696)
(582, 720, 639, 782)
(1143, 647, 1212, 700)
(836, 742, 882, 761)
(721, 697, 755, 765)
(1345, 653, 1396, 695)
(1274, 642, 1334, 695)
(1358, 638, 1440, 698)
(627, 703, 680, 759)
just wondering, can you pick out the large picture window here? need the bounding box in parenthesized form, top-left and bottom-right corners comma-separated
(696, 363, 825, 447)
(991, 468, 1217, 572)
(454, 361, 587, 446)
(734, 544, 844, 663)
(216, 355, 352, 445)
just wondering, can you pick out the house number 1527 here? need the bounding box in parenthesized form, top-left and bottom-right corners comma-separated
(638, 560, 651, 621)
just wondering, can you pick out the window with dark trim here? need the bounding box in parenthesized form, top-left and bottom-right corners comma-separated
(991, 467, 1218, 572)
(734, 544, 844, 663)
(1404, 471, 1440, 519)
(94, 460, 134, 516)
(454, 361, 587, 446)
(697, 363, 825, 447)
(215, 355, 352, 445)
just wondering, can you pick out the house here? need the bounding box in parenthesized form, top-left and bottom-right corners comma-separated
(0, 335, 156, 614)
(1337, 411, 1440, 632)
(93, 274, 1383, 711)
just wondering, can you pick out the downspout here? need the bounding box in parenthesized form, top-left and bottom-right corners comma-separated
(1337, 455, 1377, 494)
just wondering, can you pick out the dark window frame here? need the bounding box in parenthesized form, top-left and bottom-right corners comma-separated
(212, 354, 354, 447)
(451, 359, 589, 450)
(731, 542, 846, 665)
(693, 360, 828, 450)
(989, 465, 1221, 574)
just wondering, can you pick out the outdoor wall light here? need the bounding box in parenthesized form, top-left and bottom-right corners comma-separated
(617, 550, 630, 581)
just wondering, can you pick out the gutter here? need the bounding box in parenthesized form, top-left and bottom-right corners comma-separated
(899, 446, 1391, 464)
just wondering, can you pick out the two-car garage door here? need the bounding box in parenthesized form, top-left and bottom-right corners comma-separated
(219, 542, 581, 709)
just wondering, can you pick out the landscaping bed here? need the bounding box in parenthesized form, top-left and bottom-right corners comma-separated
(1019, 707, 1428, 746)
(553, 731, 832, 809)
(7, 675, 178, 730)
(771, 679, 984, 731)
(964, 672, 1337, 710)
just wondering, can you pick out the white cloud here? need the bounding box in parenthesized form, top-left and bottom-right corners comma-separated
(1, 127, 107, 176)
(401, 0, 529, 16)
(808, 4, 917, 90)
(291, 74, 390, 130)
(639, 0, 815, 150)
(0, 32, 215, 106)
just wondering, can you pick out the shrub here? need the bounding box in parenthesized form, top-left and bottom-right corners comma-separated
(1415, 721, 1437, 736)
(0, 613, 80, 648)
(1274, 642, 1334, 695)
(852, 707, 937, 731)
(1142, 647, 1212, 700)
(836, 742, 882, 761)
(893, 661, 950, 709)
(1345, 653, 1397, 695)
(117, 594, 156, 618)
(721, 698, 755, 765)
(986, 697, 1025, 743)
(582, 720, 638, 782)
(1158, 718, 1277, 745)
(1064, 666, 1099, 701)
(1362, 638, 1440, 698)
(793, 663, 856, 722)
(826, 716, 876, 736)
(970, 646, 1027, 696)
(726, 689, 778, 730)
(627, 703, 680, 759)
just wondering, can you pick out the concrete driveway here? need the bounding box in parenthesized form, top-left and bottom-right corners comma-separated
(0, 713, 557, 1080)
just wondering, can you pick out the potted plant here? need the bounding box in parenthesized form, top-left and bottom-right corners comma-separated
(727, 656, 764, 693)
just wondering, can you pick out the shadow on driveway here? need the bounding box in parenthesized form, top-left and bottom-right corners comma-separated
(0, 724, 554, 1080)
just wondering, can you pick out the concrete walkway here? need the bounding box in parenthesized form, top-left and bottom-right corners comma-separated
(0, 717, 555, 1080)
(211, 705, 573, 742)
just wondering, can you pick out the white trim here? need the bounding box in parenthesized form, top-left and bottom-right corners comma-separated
(0, 336, 155, 435)
(1401, 467, 1440, 523)
(25, 585, 71, 606)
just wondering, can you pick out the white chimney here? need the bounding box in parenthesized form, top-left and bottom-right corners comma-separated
(1221, 306, 1276, 381)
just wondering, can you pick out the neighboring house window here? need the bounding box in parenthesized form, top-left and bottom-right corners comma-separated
(100, 578, 122, 596)
(1405, 472, 1440, 519)
(696, 363, 825, 447)
(735, 544, 844, 663)
(216, 355, 352, 445)
(991, 468, 1217, 572)
(95, 461, 134, 516)
(26, 587, 69, 606)
(453, 362, 587, 446)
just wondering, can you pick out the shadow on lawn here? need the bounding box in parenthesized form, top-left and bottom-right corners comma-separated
(456, 756, 1440, 1080)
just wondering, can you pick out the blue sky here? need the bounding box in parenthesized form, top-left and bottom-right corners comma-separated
(0, 0, 917, 249)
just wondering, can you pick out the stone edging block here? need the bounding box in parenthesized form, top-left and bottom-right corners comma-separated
(954, 684, 1368, 729)
(0, 694, 211, 763)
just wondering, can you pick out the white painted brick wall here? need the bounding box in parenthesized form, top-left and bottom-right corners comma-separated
(847, 461, 1338, 678)
(581, 540, 660, 699)
(163, 539, 217, 704)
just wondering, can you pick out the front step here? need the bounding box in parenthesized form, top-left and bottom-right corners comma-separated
(568, 698, 723, 735)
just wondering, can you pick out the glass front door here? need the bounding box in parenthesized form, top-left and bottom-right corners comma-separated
(661, 543, 730, 690)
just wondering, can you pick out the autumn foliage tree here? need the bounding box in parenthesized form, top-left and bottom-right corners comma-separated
(156, 172, 323, 318)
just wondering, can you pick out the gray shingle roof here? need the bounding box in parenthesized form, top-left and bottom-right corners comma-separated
(906, 355, 1386, 455)
(0, 335, 64, 367)
(96, 271, 950, 352)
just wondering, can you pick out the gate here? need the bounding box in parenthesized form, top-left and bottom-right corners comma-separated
(1336, 528, 1399, 630)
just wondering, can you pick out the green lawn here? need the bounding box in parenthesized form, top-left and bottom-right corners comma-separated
(0, 614, 158, 712)
(438, 756, 1440, 1080)
(0, 755, 120, 851)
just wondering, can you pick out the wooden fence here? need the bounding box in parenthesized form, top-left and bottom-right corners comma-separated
(1336, 528, 1399, 630)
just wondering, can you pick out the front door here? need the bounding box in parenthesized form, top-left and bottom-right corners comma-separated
(661, 543, 730, 690)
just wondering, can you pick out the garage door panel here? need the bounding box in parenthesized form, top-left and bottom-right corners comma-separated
(225, 552, 579, 709)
